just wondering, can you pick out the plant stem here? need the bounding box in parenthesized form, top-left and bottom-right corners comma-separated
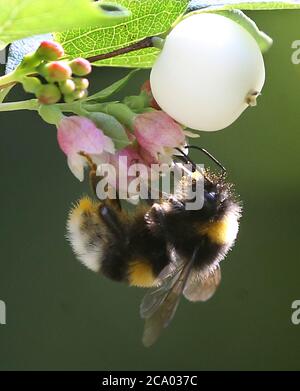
(0, 85, 14, 103)
(0, 70, 20, 89)
(0, 100, 89, 115)
(55, 102, 88, 116)
(0, 99, 39, 112)
(87, 37, 154, 63)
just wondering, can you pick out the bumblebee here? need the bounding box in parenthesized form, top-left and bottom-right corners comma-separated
(67, 148, 242, 347)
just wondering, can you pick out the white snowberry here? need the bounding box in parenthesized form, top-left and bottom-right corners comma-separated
(150, 13, 266, 132)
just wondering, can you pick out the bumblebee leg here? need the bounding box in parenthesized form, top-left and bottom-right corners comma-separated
(168, 195, 185, 210)
(79, 151, 122, 211)
(151, 204, 166, 229)
(79, 151, 99, 197)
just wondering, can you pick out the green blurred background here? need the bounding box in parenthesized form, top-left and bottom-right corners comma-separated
(0, 10, 300, 371)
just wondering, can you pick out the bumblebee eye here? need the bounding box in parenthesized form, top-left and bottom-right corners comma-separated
(205, 190, 217, 203)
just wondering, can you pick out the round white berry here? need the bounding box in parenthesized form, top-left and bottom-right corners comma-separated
(150, 13, 266, 132)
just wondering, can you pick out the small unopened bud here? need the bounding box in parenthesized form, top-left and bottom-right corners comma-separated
(22, 77, 42, 94)
(73, 89, 88, 100)
(42, 62, 72, 82)
(59, 79, 76, 95)
(69, 58, 92, 76)
(63, 89, 88, 103)
(73, 78, 89, 90)
(36, 41, 64, 61)
(36, 84, 61, 105)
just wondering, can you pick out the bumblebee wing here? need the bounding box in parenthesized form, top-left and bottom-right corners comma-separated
(183, 266, 221, 303)
(141, 246, 201, 347)
(141, 262, 193, 348)
(142, 291, 180, 348)
(140, 264, 182, 318)
(140, 261, 182, 319)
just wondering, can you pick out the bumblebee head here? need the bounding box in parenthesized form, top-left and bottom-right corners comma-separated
(175, 145, 239, 217)
(201, 172, 239, 222)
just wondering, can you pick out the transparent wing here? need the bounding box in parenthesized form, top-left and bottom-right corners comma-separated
(140, 244, 184, 319)
(140, 263, 183, 319)
(183, 266, 221, 303)
(141, 261, 193, 348)
(140, 247, 201, 348)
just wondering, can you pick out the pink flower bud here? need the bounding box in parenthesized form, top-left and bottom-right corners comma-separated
(36, 84, 61, 104)
(69, 58, 92, 76)
(57, 116, 115, 181)
(134, 111, 186, 163)
(43, 61, 72, 82)
(141, 80, 160, 110)
(37, 41, 64, 61)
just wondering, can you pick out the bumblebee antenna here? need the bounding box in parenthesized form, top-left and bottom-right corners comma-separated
(174, 148, 197, 171)
(185, 145, 226, 175)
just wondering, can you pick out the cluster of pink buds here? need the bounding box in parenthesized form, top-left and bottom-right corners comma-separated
(20, 41, 92, 105)
(57, 80, 188, 196)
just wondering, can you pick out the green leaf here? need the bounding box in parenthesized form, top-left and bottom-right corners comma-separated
(188, 1, 300, 12)
(38, 105, 63, 125)
(56, 0, 190, 69)
(86, 69, 139, 102)
(220, 10, 273, 52)
(88, 112, 131, 150)
(0, 0, 130, 50)
(187, 9, 273, 53)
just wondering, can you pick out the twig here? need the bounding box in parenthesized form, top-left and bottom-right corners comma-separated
(87, 37, 154, 63)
